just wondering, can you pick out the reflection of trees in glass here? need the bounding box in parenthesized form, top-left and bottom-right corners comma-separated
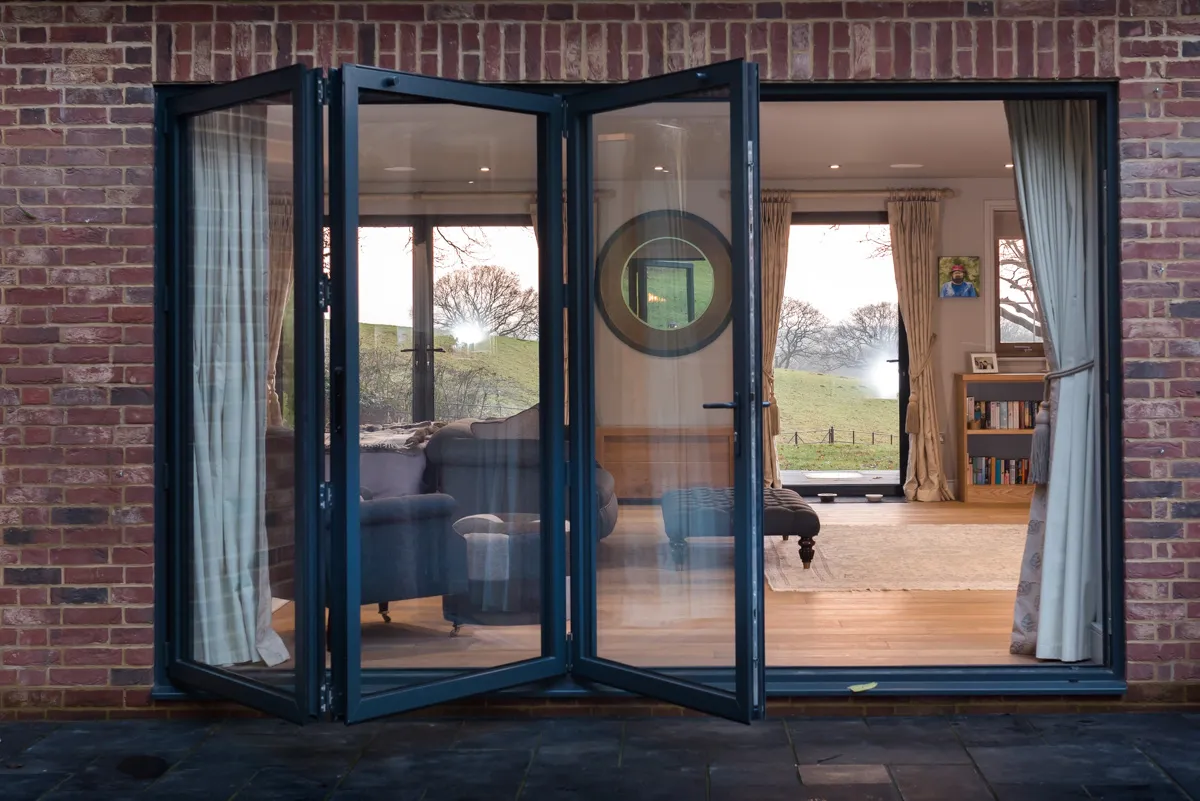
(433, 264, 539, 341)
(998, 237, 1042, 343)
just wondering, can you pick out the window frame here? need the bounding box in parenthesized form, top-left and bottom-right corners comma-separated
(992, 206, 1046, 359)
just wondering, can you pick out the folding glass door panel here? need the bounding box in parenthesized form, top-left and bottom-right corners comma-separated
(328, 65, 567, 722)
(160, 65, 325, 722)
(565, 61, 766, 722)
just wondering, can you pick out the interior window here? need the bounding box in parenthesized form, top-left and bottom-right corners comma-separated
(994, 209, 1044, 357)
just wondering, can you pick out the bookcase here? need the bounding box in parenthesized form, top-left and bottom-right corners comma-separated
(954, 373, 1044, 504)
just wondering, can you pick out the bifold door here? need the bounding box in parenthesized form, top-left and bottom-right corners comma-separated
(327, 65, 569, 723)
(160, 60, 763, 725)
(158, 64, 326, 722)
(564, 61, 765, 723)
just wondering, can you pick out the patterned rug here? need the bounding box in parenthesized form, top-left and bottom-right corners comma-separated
(764, 523, 1028, 592)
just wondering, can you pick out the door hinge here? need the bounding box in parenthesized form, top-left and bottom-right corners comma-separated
(318, 274, 332, 313)
(319, 482, 333, 525)
(565, 631, 573, 671)
(319, 679, 332, 713)
(317, 76, 329, 106)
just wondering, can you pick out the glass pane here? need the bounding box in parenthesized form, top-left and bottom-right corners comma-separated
(186, 95, 298, 685)
(591, 100, 735, 669)
(353, 98, 544, 681)
(432, 225, 539, 420)
(998, 236, 1043, 346)
(776, 223, 901, 487)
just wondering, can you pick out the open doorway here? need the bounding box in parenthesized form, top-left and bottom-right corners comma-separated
(778, 212, 905, 496)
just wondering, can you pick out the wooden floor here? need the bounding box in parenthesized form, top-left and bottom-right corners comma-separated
(266, 499, 1038, 671)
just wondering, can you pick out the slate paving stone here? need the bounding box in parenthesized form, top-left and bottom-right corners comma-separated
(793, 784, 903, 801)
(0, 772, 72, 801)
(890, 764, 995, 801)
(991, 783, 1093, 800)
(1084, 786, 1193, 801)
(1135, 738, 1200, 799)
(624, 717, 792, 758)
(969, 742, 1166, 786)
(0, 722, 60, 762)
(0, 713, 1197, 801)
(948, 713, 1043, 747)
(788, 717, 971, 766)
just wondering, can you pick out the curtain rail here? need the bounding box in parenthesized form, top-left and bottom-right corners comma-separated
(720, 188, 956, 199)
(355, 189, 614, 201)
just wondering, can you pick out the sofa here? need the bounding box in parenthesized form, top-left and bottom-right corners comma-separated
(423, 417, 619, 540)
(267, 426, 467, 626)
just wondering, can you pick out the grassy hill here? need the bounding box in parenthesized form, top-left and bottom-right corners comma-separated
(772, 368, 900, 471)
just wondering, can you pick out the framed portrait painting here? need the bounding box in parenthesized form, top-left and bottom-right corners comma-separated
(939, 256, 981, 298)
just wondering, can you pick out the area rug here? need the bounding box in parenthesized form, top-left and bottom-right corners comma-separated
(764, 524, 1027, 592)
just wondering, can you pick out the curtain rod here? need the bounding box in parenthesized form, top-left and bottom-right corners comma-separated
(719, 188, 956, 200)
(356, 189, 614, 201)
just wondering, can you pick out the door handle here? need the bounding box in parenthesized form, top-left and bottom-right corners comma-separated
(886, 359, 899, 363)
(702, 401, 737, 409)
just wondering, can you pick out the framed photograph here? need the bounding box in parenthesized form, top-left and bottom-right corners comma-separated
(939, 256, 981, 298)
(971, 352, 999, 373)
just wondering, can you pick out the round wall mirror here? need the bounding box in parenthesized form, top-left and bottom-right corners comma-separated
(595, 210, 733, 357)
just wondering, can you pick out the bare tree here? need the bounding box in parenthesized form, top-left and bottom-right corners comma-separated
(997, 237, 1042, 342)
(433, 264, 539, 340)
(774, 298, 828, 369)
(818, 301, 900, 369)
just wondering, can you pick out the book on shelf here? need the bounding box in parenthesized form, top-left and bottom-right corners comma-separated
(968, 399, 1038, 430)
(969, 456, 1031, 485)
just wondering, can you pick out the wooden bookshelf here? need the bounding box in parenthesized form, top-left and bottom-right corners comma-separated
(955, 373, 1044, 504)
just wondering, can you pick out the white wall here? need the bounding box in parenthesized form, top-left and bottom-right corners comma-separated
(592, 179, 733, 428)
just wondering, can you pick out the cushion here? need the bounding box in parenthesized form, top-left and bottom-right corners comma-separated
(471, 405, 540, 440)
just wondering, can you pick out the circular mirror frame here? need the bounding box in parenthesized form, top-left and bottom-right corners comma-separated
(594, 210, 733, 358)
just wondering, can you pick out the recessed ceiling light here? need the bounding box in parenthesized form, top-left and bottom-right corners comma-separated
(468, 180, 475, 184)
(653, 165, 665, 171)
(384, 166, 415, 172)
(597, 132, 632, 142)
(829, 164, 840, 170)
(479, 166, 490, 172)
(1005, 163, 1014, 169)
(890, 163, 923, 169)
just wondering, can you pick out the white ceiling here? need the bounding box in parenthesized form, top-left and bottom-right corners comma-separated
(275, 99, 1014, 189)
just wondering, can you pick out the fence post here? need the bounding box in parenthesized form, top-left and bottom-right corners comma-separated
(793, 432, 798, 446)
(852, 430, 855, 445)
(828, 426, 834, 444)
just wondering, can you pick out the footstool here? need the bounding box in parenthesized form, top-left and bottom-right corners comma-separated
(660, 487, 821, 570)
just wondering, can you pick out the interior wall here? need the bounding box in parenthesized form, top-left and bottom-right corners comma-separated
(592, 179, 732, 429)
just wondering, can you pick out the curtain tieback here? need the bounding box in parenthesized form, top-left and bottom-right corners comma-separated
(904, 333, 937, 435)
(1029, 358, 1095, 485)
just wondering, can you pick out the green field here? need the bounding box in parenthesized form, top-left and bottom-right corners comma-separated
(290, 322, 899, 469)
(771, 369, 901, 471)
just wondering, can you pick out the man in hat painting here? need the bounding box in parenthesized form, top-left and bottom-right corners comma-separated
(940, 262, 978, 297)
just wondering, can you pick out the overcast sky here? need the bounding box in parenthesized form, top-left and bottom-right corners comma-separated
(357, 223, 896, 329)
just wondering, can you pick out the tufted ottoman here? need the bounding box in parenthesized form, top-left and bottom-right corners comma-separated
(660, 487, 821, 570)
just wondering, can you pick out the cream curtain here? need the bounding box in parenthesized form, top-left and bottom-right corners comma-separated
(1007, 100, 1099, 662)
(190, 107, 289, 667)
(887, 190, 953, 502)
(265, 196, 294, 427)
(759, 191, 792, 489)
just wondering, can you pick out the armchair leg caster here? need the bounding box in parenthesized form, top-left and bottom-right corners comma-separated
(378, 602, 391, 623)
(450, 622, 462, 637)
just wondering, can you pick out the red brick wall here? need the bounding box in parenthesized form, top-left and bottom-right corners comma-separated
(1, 0, 1198, 718)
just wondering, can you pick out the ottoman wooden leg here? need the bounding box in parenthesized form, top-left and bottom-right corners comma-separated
(798, 535, 816, 569)
(670, 540, 688, 571)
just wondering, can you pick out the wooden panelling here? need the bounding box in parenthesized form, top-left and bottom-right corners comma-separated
(596, 427, 734, 501)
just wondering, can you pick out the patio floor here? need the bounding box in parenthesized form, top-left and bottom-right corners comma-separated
(1, 713, 1197, 800)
